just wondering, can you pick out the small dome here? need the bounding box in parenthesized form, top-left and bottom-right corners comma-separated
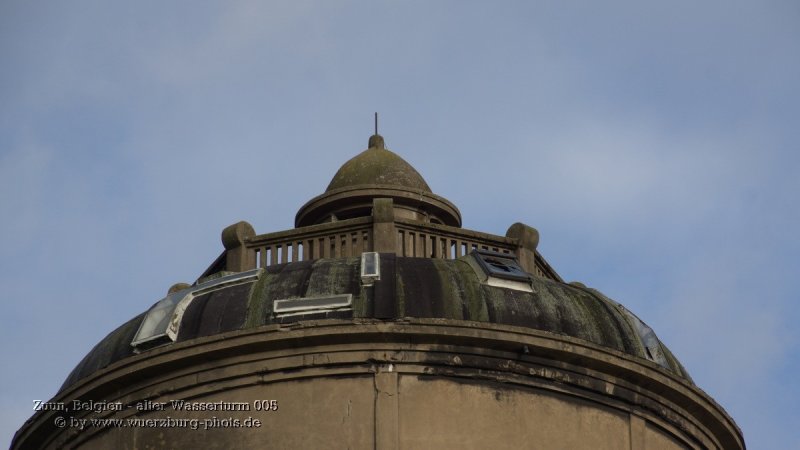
(326, 134, 431, 193)
(296, 133, 460, 227)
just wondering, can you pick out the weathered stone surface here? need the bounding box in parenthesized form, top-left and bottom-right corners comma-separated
(506, 222, 540, 274)
(16, 320, 743, 449)
(221, 221, 255, 250)
(221, 221, 256, 271)
(326, 140, 431, 193)
(58, 255, 692, 392)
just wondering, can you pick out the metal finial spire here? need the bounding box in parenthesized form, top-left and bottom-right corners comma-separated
(368, 112, 385, 149)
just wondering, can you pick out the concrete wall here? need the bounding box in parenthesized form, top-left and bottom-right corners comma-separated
(13, 319, 742, 450)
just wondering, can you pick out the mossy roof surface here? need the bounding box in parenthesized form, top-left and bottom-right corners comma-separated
(326, 148, 431, 192)
(61, 255, 690, 391)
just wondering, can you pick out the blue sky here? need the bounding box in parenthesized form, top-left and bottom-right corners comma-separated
(2, 1, 798, 447)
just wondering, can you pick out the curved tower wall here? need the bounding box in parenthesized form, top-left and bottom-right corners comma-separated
(14, 321, 740, 449)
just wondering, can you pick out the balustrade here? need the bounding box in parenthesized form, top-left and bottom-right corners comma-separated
(205, 216, 560, 282)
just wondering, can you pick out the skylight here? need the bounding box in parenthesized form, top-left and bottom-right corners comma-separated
(273, 294, 353, 316)
(472, 249, 530, 282)
(467, 249, 533, 293)
(360, 252, 380, 285)
(131, 269, 261, 351)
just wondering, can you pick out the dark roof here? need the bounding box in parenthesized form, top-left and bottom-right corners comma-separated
(61, 255, 691, 391)
(326, 136, 431, 193)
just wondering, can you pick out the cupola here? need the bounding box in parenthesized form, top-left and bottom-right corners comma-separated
(295, 134, 462, 227)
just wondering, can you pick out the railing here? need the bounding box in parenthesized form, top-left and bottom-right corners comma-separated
(533, 250, 561, 281)
(245, 217, 373, 268)
(394, 219, 515, 259)
(395, 219, 560, 280)
(202, 214, 561, 282)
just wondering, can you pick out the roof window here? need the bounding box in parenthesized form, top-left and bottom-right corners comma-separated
(131, 269, 261, 351)
(273, 294, 353, 317)
(468, 249, 533, 292)
(360, 252, 380, 286)
(616, 304, 672, 371)
(473, 249, 530, 282)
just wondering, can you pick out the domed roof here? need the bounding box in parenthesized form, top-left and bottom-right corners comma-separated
(60, 255, 691, 391)
(295, 133, 461, 227)
(325, 134, 431, 193)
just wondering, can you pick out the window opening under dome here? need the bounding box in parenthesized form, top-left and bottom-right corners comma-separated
(273, 294, 353, 317)
(360, 252, 380, 285)
(615, 304, 674, 373)
(466, 249, 534, 293)
(472, 249, 530, 282)
(131, 269, 261, 351)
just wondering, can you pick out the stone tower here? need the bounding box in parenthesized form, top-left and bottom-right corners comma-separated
(13, 133, 744, 449)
